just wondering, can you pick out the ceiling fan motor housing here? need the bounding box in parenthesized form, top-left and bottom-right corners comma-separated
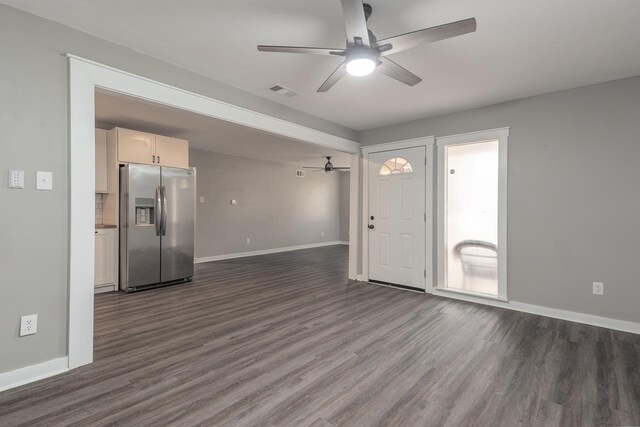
(346, 45, 378, 61)
(325, 156, 334, 172)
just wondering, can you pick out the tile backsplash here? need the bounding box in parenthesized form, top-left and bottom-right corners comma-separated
(95, 193, 104, 224)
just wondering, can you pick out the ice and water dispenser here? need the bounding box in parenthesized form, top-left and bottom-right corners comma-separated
(135, 198, 155, 226)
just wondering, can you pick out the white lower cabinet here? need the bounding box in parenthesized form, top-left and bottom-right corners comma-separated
(95, 229, 116, 291)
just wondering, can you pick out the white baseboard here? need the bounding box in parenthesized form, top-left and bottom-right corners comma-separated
(195, 241, 346, 263)
(509, 301, 640, 335)
(0, 357, 68, 392)
(423, 287, 640, 335)
(338, 241, 349, 245)
(94, 283, 116, 294)
(351, 279, 640, 335)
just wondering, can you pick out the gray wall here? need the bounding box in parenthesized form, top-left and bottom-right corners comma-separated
(360, 75, 640, 324)
(191, 149, 341, 258)
(0, 4, 354, 374)
(339, 172, 350, 242)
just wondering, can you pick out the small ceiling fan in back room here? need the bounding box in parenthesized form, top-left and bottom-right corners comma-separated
(303, 156, 350, 173)
(257, 0, 477, 92)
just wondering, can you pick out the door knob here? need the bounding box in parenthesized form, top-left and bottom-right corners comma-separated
(368, 224, 375, 229)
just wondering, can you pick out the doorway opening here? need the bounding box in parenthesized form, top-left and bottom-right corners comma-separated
(92, 88, 355, 344)
(436, 128, 508, 300)
(68, 55, 359, 370)
(444, 140, 498, 295)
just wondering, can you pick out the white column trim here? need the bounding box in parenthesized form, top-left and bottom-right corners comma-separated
(68, 59, 96, 368)
(348, 153, 361, 280)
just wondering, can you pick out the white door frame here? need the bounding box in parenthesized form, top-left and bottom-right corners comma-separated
(360, 137, 435, 285)
(435, 127, 509, 300)
(348, 154, 361, 280)
(68, 55, 360, 369)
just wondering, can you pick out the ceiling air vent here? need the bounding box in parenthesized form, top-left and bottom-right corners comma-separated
(296, 169, 306, 178)
(268, 84, 299, 98)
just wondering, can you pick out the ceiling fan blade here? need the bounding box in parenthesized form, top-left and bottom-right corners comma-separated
(317, 62, 347, 92)
(376, 18, 477, 56)
(257, 45, 345, 55)
(332, 167, 351, 170)
(341, 0, 370, 46)
(303, 166, 325, 169)
(377, 58, 422, 86)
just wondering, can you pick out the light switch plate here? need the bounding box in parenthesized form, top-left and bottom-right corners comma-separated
(36, 171, 53, 190)
(8, 170, 25, 189)
(199, 196, 205, 203)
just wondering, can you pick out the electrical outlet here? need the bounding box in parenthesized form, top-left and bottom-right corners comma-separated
(20, 314, 38, 336)
(246, 238, 251, 245)
(593, 282, 604, 296)
(321, 231, 325, 237)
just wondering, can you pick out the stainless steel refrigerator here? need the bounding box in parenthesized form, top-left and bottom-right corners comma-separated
(120, 164, 195, 292)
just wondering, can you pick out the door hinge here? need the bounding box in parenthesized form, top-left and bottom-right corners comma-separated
(425, 157, 427, 165)
(424, 269, 427, 278)
(424, 213, 427, 222)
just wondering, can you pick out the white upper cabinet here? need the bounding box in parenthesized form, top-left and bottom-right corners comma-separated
(115, 127, 189, 168)
(155, 135, 189, 168)
(116, 128, 156, 165)
(95, 128, 109, 193)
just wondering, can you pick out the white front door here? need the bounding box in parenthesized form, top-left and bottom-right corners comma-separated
(368, 146, 426, 290)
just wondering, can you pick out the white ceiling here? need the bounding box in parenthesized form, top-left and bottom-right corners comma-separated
(94, 90, 351, 169)
(7, 0, 640, 130)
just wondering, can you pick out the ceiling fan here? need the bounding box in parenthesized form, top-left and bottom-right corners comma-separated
(303, 156, 350, 172)
(257, 0, 476, 92)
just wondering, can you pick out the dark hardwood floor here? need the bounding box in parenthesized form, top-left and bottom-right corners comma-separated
(1, 245, 639, 426)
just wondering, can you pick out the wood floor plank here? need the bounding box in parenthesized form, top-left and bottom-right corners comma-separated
(1, 245, 639, 426)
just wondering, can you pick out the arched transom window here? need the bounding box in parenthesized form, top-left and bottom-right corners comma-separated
(379, 157, 413, 176)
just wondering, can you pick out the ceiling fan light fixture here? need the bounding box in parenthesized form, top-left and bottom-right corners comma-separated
(257, 1, 477, 91)
(346, 57, 376, 77)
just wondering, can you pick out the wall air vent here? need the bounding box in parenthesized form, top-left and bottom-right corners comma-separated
(268, 84, 299, 98)
(296, 170, 306, 178)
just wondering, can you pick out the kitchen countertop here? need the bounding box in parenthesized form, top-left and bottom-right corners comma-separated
(96, 224, 117, 229)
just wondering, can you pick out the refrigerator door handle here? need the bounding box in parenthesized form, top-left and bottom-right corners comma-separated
(161, 185, 168, 236)
(155, 186, 162, 236)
